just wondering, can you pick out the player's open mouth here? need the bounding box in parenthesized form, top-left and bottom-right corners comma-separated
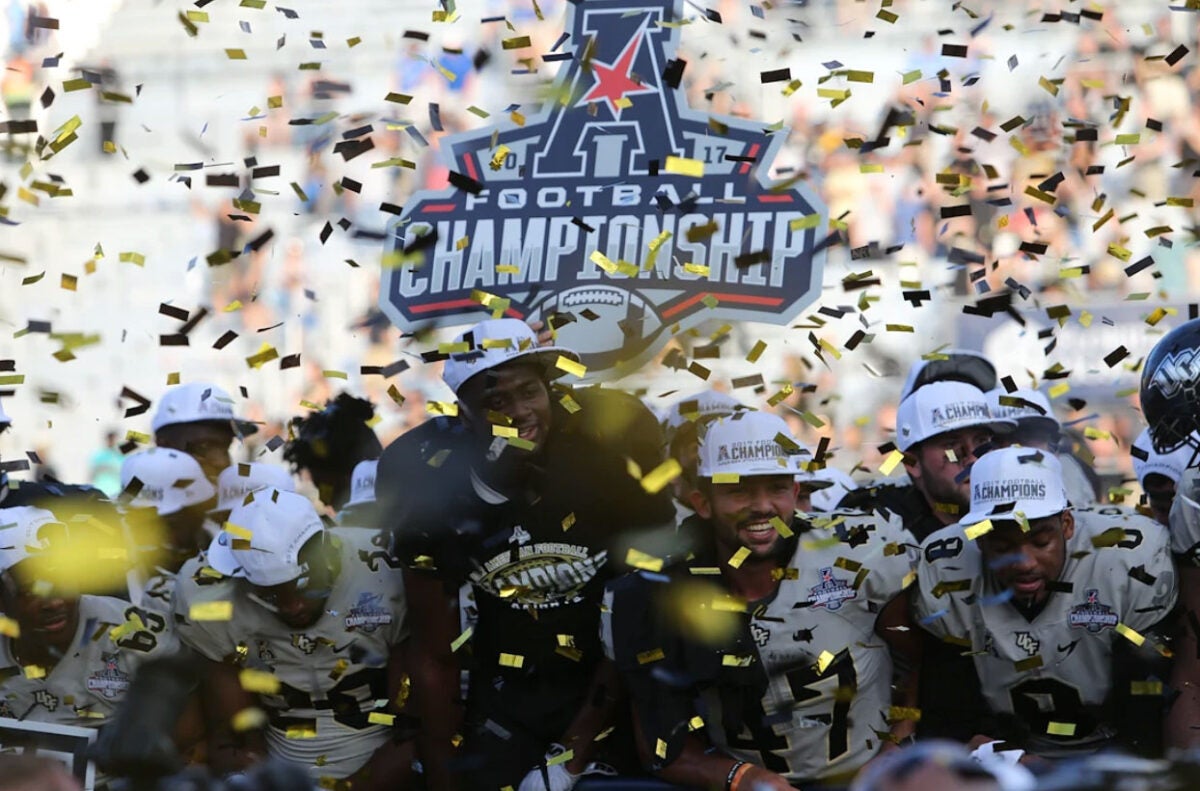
(517, 424, 539, 442)
(37, 613, 69, 633)
(1012, 577, 1043, 595)
(740, 521, 777, 542)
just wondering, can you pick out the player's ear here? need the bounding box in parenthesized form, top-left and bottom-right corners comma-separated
(901, 447, 921, 479)
(1060, 509, 1075, 541)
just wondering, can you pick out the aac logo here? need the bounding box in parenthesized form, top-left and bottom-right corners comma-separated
(383, 0, 827, 377)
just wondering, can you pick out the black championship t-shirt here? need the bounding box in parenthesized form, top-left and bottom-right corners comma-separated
(377, 386, 675, 702)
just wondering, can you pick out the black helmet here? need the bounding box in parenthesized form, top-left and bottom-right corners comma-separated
(1140, 318, 1200, 454)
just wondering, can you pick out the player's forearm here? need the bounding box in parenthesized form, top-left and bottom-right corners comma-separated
(887, 648, 921, 745)
(411, 650, 463, 791)
(559, 658, 624, 773)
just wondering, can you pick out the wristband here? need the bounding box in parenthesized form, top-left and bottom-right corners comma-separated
(725, 760, 750, 791)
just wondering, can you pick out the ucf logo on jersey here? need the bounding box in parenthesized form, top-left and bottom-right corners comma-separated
(33, 690, 58, 712)
(1014, 631, 1040, 656)
(292, 633, 319, 655)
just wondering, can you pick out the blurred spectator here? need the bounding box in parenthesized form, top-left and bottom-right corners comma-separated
(87, 430, 123, 498)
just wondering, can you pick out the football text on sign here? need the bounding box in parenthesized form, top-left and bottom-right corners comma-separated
(381, 0, 828, 376)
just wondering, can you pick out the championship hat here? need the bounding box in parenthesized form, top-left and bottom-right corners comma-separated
(697, 410, 804, 479)
(120, 448, 217, 516)
(152, 382, 258, 436)
(441, 318, 579, 396)
(343, 459, 378, 508)
(0, 506, 62, 573)
(961, 447, 1069, 526)
(895, 381, 1014, 452)
(214, 463, 296, 514)
(206, 489, 325, 586)
(986, 388, 1060, 433)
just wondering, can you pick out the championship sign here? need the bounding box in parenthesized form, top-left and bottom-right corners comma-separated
(382, 0, 828, 375)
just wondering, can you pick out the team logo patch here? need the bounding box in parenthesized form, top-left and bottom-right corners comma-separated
(1014, 631, 1040, 656)
(749, 622, 771, 647)
(382, 0, 827, 376)
(33, 690, 58, 712)
(472, 545, 607, 610)
(86, 652, 130, 699)
(291, 633, 319, 655)
(807, 567, 856, 611)
(1069, 588, 1119, 632)
(345, 592, 393, 633)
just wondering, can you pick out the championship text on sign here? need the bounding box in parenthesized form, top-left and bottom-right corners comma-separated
(382, 0, 828, 375)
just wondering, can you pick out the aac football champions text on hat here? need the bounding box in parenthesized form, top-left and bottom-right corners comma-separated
(441, 318, 580, 395)
(895, 381, 1014, 452)
(697, 410, 806, 479)
(121, 448, 217, 516)
(960, 447, 1069, 527)
(985, 387, 1060, 432)
(152, 382, 258, 435)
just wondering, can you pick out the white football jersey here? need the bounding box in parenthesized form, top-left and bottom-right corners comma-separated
(171, 529, 407, 781)
(0, 595, 177, 727)
(915, 506, 1176, 755)
(1169, 467, 1200, 562)
(700, 512, 917, 782)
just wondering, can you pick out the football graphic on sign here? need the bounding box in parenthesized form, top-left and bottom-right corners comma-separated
(382, 0, 828, 376)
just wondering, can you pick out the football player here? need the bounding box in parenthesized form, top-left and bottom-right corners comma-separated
(604, 410, 919, 788)
(283, 393, 382, 512)
(377, 318, 675, 791)
(660, 389, 742, 523)
(986, 387, 1099, 507)
(1140, 318, 1200, 748)
(914, 447, 1176, 757)
(209, 461, 296, 527)
(1131, 427, 1192, 527)
(0, 506, 178, 727)
(152, 382, 258, 485)
(171, 488, 411, 789)
(119, 447, 217, 611)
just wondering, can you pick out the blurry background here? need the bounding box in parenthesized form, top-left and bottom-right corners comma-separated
(0, 0, 1192, 498)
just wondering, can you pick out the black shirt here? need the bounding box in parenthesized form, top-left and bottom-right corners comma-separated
(376, 386, 675, 719)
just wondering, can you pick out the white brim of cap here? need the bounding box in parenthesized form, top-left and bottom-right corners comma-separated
(1136, 462, 1185, 486)
(453, 347, 578, 394)
(795, 473, 836, 489)
(960, 495, 1068, 527)
(205, 530, 243, 578)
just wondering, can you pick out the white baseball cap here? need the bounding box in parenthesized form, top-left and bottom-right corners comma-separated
(0, 506, 62, 573)
(214, 463, 295, 514)
(120, 448, 217, 516)
(900, 349, 997, 401)
(344, 459, 378, 508)
(1132, 427, 1193, 486)
(441, 318, 579, 395)
(205, 489, 325, 586)
(152, 382, 258, 435)
(986, 388, 1060, 433)
(961, 446, 1069, 526)
(662, 390, 742, 434)
(895, 381, 1014, 452)
(697, 410, 804, 479)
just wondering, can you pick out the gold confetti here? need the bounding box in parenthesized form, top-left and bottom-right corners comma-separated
(1115, 622, 1145, 646)
(727, 546, 752, 568)
(712, 473, 740, 484)
(879, 449, 905, 475)
(816, 651, 834, 673)
(368, 712, 395, 726)
(498, 653, 525, 668)
(556, 355, 587, 378)
(964, 520, 993, 540)
(450, 627, 473, 652)
(664, 156, 704, 178)
(625, 547, 663, 572)
(1046, 722, 1076, 736)
(232, 708, 267, 731)
(23, 665, 45, 679)
(641, 459, 682, 494)
(0, 617, 18, 638)
(189, 601, 234, 621)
